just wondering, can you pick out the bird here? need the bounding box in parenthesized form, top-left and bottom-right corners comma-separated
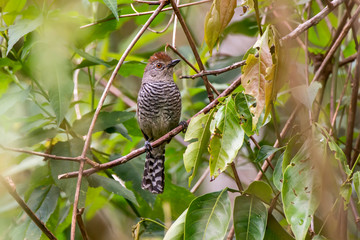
(137, 52, 182, 194)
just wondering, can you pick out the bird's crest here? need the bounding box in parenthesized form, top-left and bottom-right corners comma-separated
(148, 52, 172, 63)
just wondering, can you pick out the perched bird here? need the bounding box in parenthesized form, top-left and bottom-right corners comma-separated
(137, 52, 182, 194)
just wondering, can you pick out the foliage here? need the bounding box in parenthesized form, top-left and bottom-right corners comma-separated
(0, 0, 359, 240)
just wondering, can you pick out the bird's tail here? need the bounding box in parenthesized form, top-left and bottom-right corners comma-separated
(142, 144, 165, 194)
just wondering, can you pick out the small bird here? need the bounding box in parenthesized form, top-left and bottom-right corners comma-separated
(137, 52, 182, 194)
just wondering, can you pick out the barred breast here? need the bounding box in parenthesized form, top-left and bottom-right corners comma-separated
(137, 81, 181, 141)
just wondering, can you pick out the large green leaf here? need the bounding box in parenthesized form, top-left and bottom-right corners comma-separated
(3, 0, 27, 26)
(339, 183, 351, 210)
(183, 109, 215, 185)
(164, 209, 187, 240)
(209, 97, 244, 178)
(282, 142, 321, 240)
(241, 26, 276, 129)
(184, 189, 231, 240)
(103, 0, 118, 21)
(7, 15, 43, 56)
(204, 0, 237, 55)
(73, 111, 135, 135)
(87, 174, 138, 206)
(233, 195, 268, 240)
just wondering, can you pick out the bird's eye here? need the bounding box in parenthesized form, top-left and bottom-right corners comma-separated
(156, 63, 163, 69)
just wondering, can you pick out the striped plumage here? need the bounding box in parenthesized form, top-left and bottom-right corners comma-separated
(137, 52, 181, 194)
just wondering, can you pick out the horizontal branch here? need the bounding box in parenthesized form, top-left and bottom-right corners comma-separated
(0, 175, 57, 240)
(0, 144, 99, 167)
(180, 60, 246, 79)
(58, 75, 243, 179)
(80, 0, 211, 29)
(281, 0, 345, 42)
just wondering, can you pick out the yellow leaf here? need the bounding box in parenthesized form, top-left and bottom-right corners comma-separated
(204, 0, 237, 55)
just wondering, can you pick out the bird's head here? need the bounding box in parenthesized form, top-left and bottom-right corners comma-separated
(142, 52, 180, 83)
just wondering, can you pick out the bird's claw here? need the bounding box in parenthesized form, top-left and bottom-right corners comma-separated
(145, 141, 152, 152)
(179, 121, 188, 133)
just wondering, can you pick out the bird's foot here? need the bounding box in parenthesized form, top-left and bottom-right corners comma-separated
(179, 121, 188, 133)
(145, 141, 152, 152)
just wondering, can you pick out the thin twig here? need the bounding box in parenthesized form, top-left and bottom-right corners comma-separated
(255, 104, 300, 180)
(0, 176, 58, 240)
(70, 3, 168, 240)
(58, 74, 243, 179)
(169, 0, 215, 102)
(281, 0, 345, 42)
(166, 44, 220, 96)
(0, 145, 98, 167)
(76, 208, 89, 240)
(190, 167, 210, 193)
(180, 60, 246, 79)
(226, 225, 235, 240)
(80, 0, 212, 29)
(230, 162, 244, 191)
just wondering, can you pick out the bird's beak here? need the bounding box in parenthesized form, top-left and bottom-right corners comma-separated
(167, 59, 181, 68)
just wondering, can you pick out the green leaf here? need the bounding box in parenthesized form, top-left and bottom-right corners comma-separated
(254, 145, 284, 163)
(244, 181, 273, 204)
(183, 109, 215, 185)
(7, 15, 43, 56)
(0, 88, 29, 116)
(164, 209, 187, 240)
(25, 185, 60, 240)
(241, 26, 276, 129)
(224, 16, 259, 37)
(49, 139, 88, 207)
(2, 0, 27, 25)
(233, 195, 268, 240)
(103, 0, 119, 21)
(118, 61, 147, 77)
(235, 93, 253, 136)
(353, 171, 360, 203)
(184, 189, 231, 240)
(87, 174, 138, 206)
(204, 0, 237, 55)
(339, 183, 351, 210)
(73, 111, 135, 135)
(264, 214, 294, 240)
(282, 142, 321, 240)
(209, 97, 244, 178)
(15, 127, 58, 147)
(327, 137, 351, 176)
(312, 235, 328, 240)
(73, 47, 114, 68)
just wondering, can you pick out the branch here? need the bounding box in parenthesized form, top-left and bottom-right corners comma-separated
(169, 0, 215, 102)
(230, 162, 244, 191)
(190, 167, 210, 193)
(58, 75, 243, 180)
(70, 3, 168, 240)
(281, 0, 345, 42)
(80, 0, 211, 29)
(312, 5, 360, 83)
(0, 145, 99, 167)
(0, 175, 57, 240)
(76, 208, 89, 240)
(166, 44, 220, 96)
(180, 60, 246, 79)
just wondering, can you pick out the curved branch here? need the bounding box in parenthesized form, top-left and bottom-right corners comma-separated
(58, 75, 243, 180)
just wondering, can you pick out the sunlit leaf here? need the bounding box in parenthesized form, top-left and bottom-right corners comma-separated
(209, 97, 244, 178)
(233, 195, 268, 240)
(103, 0, 119, 21)
(183, 109, 215, 185)
(184, 189, 231, 240)
(204, 0, 237, 55)
(2, 0, 27, 25)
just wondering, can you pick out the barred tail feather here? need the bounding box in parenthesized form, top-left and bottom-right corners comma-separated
(142, 146, 165, 194)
